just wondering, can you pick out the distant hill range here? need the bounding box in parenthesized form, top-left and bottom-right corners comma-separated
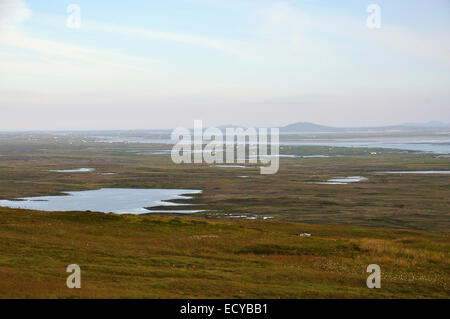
(278, 121, 450, 133)
(26, 121, 449, 135)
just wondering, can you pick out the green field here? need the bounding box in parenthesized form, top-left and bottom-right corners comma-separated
(0, 136, 448, 298)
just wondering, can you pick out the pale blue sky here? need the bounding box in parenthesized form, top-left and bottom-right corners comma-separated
(0, 0, 449, 130)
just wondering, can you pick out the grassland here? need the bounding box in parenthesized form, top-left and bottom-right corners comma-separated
(0, 135, 448, 298)
(0, 208, 448, 298)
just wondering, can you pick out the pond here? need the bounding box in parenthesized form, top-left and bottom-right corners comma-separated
(307, 176, 368, 185)
(49, 168, 95, 173)
(377, 171, 450, 174)
(0, 188, 202, 214)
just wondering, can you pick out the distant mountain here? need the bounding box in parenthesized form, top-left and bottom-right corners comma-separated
(196, 121, 450, 133)
(401, 121, 450, 128)
(41, 121, 450, 135)
(279, 121, 450, 133)
(280, 122, 339, 132)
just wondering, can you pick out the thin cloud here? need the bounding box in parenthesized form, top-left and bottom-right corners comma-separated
(83, 20, 248, 58)
(0, 28, 159, 67)
(0, 1, 158, 68)
(0, 0, 31, 25)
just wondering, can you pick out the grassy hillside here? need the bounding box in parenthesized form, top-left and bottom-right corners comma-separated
(0, 207, 448, 298)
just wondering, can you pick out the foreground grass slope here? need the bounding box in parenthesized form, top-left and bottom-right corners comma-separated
(0, 207, 448, 298)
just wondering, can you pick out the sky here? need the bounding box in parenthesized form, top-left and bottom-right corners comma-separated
(0, 0, 449, 130)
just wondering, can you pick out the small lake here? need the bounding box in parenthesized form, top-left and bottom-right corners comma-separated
(49, 168, 95, 173)
(0, 188, 202, 214)
(307, 176, 368, 185)
(213, 164, 248, 168)
(377, 171, 450, 174)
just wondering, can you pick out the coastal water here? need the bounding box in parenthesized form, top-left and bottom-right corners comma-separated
(95, 136, 450, 154)
(377, 171, 450, 174)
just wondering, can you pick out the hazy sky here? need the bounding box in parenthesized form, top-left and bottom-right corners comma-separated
(0, 0, 449, 130)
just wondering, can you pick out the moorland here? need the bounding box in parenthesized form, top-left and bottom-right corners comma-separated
(0, 133, 448, 298)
